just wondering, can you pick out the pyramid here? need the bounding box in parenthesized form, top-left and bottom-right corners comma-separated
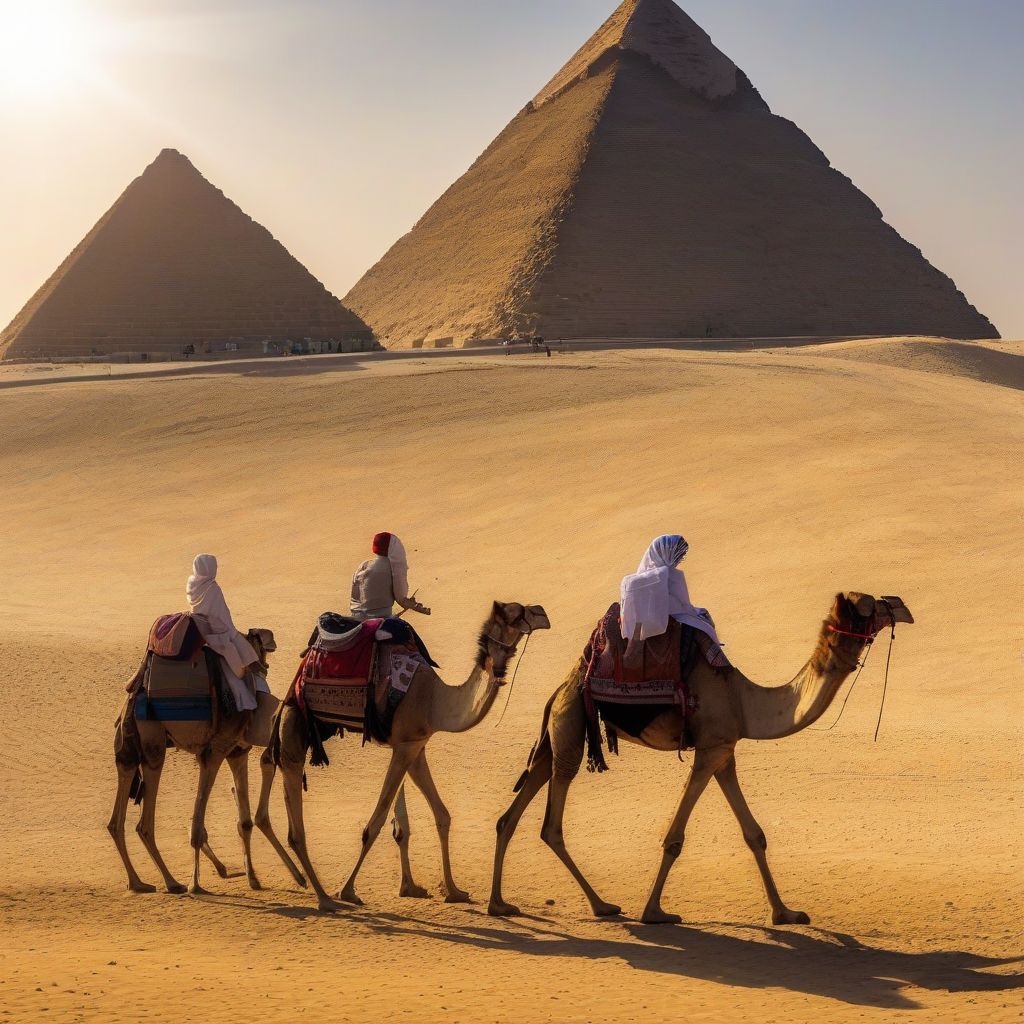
(1, 149, 373, 360)
(345, 0, 998, 345)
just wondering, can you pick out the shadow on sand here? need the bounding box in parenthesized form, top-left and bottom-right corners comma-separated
(196, 891, 1023, 1011)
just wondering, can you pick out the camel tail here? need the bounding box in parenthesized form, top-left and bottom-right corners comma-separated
(513, 691, 557, 792)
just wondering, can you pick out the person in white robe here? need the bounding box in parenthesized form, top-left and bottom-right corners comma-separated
(620, 535, 722, 648)
(186, 554, 261, 712)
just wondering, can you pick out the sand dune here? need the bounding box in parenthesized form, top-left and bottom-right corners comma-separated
(799, 336, 1024, 391)
(0, 342, 1021, 1022)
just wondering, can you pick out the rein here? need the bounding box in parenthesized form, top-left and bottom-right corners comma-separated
(494, 631, 531, 729)
(818, 616, 898, 740)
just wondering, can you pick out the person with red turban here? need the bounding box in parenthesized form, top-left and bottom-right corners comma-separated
(350, 532, 431, 620)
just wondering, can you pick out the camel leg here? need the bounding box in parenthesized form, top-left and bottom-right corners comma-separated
(716, 755, 810, 926)
(189, 750, 227, 894)
(280, 758, 337, 912)
(488, 741, 553, 916)
(107, 764, 154, 893)
(201, 842, 233, 879)
(135, 755, 187, 895)
(640, 744, 732, 924)
(338, 743, 421, 906)
(226, 749, 261, 890)
(392, 784, 429, 899)
(407, 750, 468, 903)
(255, 750, 307, 888)
(540, 773, 621, 918)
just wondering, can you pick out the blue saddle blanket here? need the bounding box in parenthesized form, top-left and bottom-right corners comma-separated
(135, 690, 212, 722)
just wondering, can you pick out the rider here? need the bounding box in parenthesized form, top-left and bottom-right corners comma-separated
(186, 553, 262, 711)
(350, 532, 431, 622)
(620, 535, 722, 650)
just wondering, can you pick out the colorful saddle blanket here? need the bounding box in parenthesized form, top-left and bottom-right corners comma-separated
(135, 649, 218, 723)
(292, 616, 430, 741)
(582, 603, 705, 772)
(588, 614, 686, 705)
(147, 613, 205, 661)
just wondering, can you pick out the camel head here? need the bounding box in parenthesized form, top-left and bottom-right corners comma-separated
(246, 628, 277, 669)
(824, 593, 913, 654)
(814, 594, 912, 673)
(478, 602, 551, 681)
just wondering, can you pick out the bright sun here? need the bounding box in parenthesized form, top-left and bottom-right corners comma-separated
(0, 1, 99, 99)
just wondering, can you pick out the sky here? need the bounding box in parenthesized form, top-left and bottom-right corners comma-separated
(0, 0, 1021, 338)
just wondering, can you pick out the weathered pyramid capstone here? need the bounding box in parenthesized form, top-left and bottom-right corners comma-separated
(345, 0, 998, 345)
(1, 149, 373, 360)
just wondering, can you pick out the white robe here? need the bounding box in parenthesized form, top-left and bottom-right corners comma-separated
(620, 538, 722, 646)
(187, 556, 258, 711)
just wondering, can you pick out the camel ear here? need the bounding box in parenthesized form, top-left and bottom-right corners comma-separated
(847, 593, 876, 617)
(493, 601, 509, 622)
(503, 602, 525, 624)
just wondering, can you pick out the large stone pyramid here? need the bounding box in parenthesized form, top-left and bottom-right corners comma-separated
(345, 0, 997, 345)
(1, 149, 372, 360)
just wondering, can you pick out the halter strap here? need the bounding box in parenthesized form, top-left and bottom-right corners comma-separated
(827, 624, 877, 642)
(482, 630, 520, 653)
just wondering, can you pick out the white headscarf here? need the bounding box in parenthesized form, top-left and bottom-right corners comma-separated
(621, 535, 691, 642)
(384, 534, 410, 602)
(186, 553, 235, 632)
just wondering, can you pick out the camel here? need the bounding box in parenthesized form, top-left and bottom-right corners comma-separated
(488, 592, 913, 925)
(108, 628, 306, 895)
(272, 600, 550, 912)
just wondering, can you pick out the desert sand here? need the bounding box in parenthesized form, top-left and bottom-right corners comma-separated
(0, 338, 1021, 1023)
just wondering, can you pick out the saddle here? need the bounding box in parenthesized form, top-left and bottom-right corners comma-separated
(586, 604, 685, 704)
(291, 613, 432, 748)
(147, 612, 205, 661)
(581, 603, 703, 773)
(135, 648, 220, 724)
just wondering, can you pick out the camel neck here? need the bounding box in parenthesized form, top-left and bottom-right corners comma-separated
(431, 660, 501, 734)
(733, 629, 866, 740)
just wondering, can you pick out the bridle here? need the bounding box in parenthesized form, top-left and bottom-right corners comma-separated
(819, 599, 899, 740)
(482, 630, 521, 654)
(484, 625, 534, 728)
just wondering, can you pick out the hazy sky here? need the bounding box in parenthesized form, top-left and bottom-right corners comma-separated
(1, 0, 1021, 337)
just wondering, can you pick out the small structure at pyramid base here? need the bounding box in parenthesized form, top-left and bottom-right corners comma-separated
(345, 0, 998, 347)
(1, 149, 375, 362)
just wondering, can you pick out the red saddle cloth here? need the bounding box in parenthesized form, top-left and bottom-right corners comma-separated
(147, 613, 205, 661)
(293, 620, 383, 721)
(586, 605, 683, 704)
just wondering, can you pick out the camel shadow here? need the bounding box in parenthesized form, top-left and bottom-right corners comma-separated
(355, 909, 1023, 1011)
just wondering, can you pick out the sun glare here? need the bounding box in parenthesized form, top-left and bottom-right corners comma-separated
(0, 1, 99, 99)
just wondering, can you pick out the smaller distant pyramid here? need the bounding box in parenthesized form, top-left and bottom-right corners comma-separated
(1, 149, 372, 360)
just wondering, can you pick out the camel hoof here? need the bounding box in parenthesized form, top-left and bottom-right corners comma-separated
(399, 883, 430, 899)
(317, 898, 340, 913)
(189, 885, 212, 897)
(443, 889, 471, 905)
(166, 882, 188, 895)
(213, 864, 230, 879)
(773, 908, 810, 926)
(247, 876, 263, 892)
(128, 881, 157, 894)
(337, 888, 363, 907)
(295, 874, 309, 889)
(593, 902, 622, 918)
(641, 909, 682, 925)
(488, 900, 522, 918)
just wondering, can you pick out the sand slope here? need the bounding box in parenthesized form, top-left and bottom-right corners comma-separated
(0, 339, 1021, 1022)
